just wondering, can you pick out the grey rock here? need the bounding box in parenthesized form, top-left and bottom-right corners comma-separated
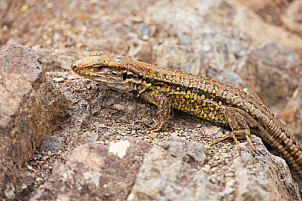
(279, 82, 302, 133)
(40, 137, 62, 152)
(128, 145, 220, 201)
(160, 136, 207, 163)
(81, 131, 99, 143)
(231, 138, 301, 200)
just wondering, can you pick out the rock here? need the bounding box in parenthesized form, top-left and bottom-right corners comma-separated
(28, 60, 301, 200)
(30, 138, 152, 200)
(0, 43, 69, 199)
(159, 136, 207, 164)
(80, 131, 99, 143)
(214, 71, 245, 88)
(1, 0, 301, 199)
(232, 0, 274, 11)
(30, 77, 70, 155)
(279, 82, 302, 133)
(236, 43, 300, 108)
(128, 143, 219, 200)
(231, 1, 302, 54)
(148, 0, 301, 109)
(40, 137, 63, 152)
(232, 149, 301, 200)
(0, 43, 43, 199)
(281, 0, 302, 33)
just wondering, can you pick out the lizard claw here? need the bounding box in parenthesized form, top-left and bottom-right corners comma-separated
(210, 133, 241, 154)
(135, 119, 162, 131)
(210, 132, 255, 154)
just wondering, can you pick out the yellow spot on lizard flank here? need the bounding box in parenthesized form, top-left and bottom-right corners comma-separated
(185, 94, 189, 99)
(201, 94, 205, 99)
(204, 114, 207, 118)
(172, 80, 175, 83)
(218, 101, 222, 105)
(215, 106, 220, 110)
(202, 101, 206, 106)
(156, 86, 160, 90)
(211, 116, 215, 120)
(146, 75, 149, 78)
(177, 87, 180, 90)
(148, 83, 152, 86)
(174, 91, 179, 95)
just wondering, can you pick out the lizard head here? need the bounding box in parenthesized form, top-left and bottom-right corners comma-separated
(71, 55, 145, 94)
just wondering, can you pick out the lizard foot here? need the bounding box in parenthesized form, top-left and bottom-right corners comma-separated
(135, 119, 163, 132)
(210, 131, 255, 154)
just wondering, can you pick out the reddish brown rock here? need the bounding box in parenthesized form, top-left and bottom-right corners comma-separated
(0, 43, 69, 199)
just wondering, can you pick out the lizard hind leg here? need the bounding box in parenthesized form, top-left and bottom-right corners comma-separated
(210, 108, 255, 153)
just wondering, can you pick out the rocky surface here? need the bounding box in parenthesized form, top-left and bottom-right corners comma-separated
(281, 0, 302, 34)
(31, 138, 152, 200)
(0, 0, 302, 200)
(0, 43, 43, 199)
(0, 43, 69, 199)
(280, 82, 302, 140)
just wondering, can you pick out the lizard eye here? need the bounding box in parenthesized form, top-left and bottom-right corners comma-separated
(122, 71, 127, 80)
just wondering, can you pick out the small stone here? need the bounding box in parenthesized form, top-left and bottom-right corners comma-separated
(81, 131, 99, 143)
(40, 137, 62, 152)
(52, 77, 64, 82)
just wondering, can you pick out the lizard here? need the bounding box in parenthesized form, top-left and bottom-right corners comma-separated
(71, 53, 302, 180)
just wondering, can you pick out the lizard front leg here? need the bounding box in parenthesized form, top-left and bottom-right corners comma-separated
(138, 90, 171, 131)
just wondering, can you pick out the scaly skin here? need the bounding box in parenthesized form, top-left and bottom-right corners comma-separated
(71, 53, 302, 180)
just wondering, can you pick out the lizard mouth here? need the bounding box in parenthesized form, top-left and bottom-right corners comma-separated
(71, 58, 124, 83)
